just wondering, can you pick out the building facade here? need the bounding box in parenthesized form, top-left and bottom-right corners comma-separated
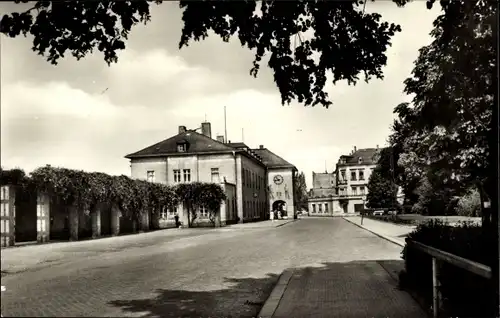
(125, 122, 297, 226)
(307, 146, 381, 215)
(335, 146, 380, 213)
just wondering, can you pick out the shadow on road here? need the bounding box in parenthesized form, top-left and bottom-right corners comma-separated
(108, 274, 280, 317)
(107, 260, 417, 318)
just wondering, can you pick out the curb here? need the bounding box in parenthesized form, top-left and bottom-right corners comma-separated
(258, 269, 294, 318)
(275, 219, 298, 228)
(342, 217, 405, 247)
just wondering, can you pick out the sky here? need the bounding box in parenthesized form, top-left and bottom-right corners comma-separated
(0, 1, 439, 189)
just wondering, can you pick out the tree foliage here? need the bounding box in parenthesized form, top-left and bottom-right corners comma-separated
(0, 167, 27, 186)
(293, 171, 308, 211)
(0, 0, 412, 107)
(365, 164, 398, 210)
(174, 182, 227, 227)
(7, 165, 177, 221)
(388, 0, 495, 216)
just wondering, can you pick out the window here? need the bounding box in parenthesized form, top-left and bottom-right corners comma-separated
(168, 206, 177, 216)
(318, 204, 323, 213)
(312, 204, 316, 213)
(177, 144, 186, 152)
(173, 169, 181, 182)
(251, 172, 254, 188)
(359, 170, 365, 180)
(340, 188, 345, 196)
(199, 206, 209, 218)
(358, 157, 363, 164)
(160, 207, 167, 219)
(242, 169, 246, 186)
(341, 170, 346, 181)
(211, 168, 220, 183)
(183, 169, 191, 182)
(360, 186, 366, 195)
(277, 191, 282, 198)
(147, 170, 155, 183)
(325, 203, 329, 213)
(351, 186, 357, 195)
(350, 171, 357, 181)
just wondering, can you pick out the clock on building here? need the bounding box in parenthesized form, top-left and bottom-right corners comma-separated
(273, 175, 284, 185)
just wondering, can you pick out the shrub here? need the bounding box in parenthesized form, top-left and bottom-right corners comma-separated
(365, 214, 416, 225)
(455, 188, 481, 217)
(402, 220, 495, 317)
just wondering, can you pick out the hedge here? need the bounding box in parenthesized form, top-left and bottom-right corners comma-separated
(0, 166, 226, 225)
(401, 220, 496, 317)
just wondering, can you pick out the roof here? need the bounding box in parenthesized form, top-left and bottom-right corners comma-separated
(251, 148, 296, 170)
(125, 130, 237, 159)
(227, 142, 249, 149)
(337, 148, 383, 167)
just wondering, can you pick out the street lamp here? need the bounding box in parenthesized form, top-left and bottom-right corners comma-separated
(361, 197, 366, 225)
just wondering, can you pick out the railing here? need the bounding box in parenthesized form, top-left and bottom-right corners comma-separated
(405, 239, 492, 318)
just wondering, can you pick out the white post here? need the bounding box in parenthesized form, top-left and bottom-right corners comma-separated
(432, 257, 440, 318)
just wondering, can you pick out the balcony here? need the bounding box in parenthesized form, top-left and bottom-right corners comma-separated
(338, 179, 348, 185)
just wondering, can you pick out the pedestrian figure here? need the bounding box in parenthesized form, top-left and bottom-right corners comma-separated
(174, 214, 180, 228)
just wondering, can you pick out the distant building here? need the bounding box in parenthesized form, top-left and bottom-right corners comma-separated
(307, 146, 382, 215)
(125, 122, 297, 227)
(307, 171, 337, 216)
(335, 146, 381, 214)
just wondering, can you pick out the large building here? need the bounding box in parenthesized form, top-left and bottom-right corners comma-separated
(125, 122, 297, 227)
(308, 146, 381, 215)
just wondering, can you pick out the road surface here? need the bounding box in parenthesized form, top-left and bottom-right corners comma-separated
(1, 218, 403, 317)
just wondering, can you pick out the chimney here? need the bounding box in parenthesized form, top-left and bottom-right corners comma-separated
(354, 146, 357, 152)
(201, 122, 212, 138)
(376, 144, 379, 149)
(259, 145, 264, 149)
(216, 135, 225, 143)
(178, 126, 186, 134)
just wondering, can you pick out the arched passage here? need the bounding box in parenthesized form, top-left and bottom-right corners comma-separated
(272, 200, 287, 218)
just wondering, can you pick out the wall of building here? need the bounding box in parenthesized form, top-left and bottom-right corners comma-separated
(268, 168, 295, 217)
(308, 198, 343, 216)
(131, 158, 168, 184)
(312, 172, 336, 189)
(309, 187, 336, 198)
(239, 154, 267, 222)
(197, 154, 236, 184)
(222, 183, 237, 224)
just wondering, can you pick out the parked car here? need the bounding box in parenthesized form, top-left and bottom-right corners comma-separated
(373, 210, 384, 216)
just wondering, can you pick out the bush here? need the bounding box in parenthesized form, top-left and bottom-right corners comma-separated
(365, 214, 416, 225)
(455, 188, 481, 217)
(402, 220, 495, 317)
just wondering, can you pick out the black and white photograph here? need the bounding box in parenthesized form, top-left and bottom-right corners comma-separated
(0, 1, 498, 317)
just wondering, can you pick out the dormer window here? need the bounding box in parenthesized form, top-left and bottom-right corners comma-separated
(177, 144, 186, 152)
(358, 157, 363, 164)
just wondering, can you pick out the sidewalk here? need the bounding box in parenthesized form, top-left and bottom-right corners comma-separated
(258, 261, 427, 318)
(342, 216, 416, 247)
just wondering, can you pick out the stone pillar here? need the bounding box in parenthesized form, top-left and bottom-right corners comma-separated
(180, 204, 189, 227)
(68, 206, 79, 241)
(111, 205, 121, 236)
(1, 185, 16, 247)
(141, 210, 150, 232)
(36, 192, 50, 243)
(91, 206, 101, 239)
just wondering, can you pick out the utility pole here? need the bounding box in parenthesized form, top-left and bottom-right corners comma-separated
(224, 106, 227, 143)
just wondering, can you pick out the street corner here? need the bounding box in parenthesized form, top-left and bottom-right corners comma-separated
(258, 269, 295, 318)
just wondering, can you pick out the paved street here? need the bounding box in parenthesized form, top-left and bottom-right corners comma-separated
(1, 218, 404, 317)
